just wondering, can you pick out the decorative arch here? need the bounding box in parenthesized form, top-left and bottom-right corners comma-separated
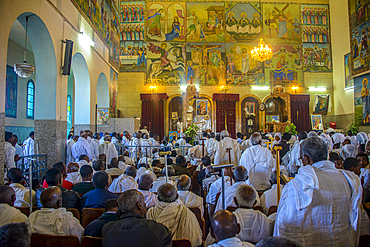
(96, 72, 109, 108)
(239, 94, 262, 136)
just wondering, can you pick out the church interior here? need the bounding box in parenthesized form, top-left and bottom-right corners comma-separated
(1, 0, 370, 246)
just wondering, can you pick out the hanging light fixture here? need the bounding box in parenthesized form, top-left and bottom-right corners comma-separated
(14, 16, 35, 78)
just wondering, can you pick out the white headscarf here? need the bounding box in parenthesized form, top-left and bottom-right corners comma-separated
(341, 144, 358, 159)
(273, 133, 282, 146)
(319, 133, 333, 151)
(308, 131, 318, 138)
(356, 132, 368, 145)
(332, 133, 345, 145)
(349, 136, 358, 146)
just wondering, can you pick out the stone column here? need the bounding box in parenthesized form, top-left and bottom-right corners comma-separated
(74, 124, 95, 135)
(0, 112, 5, 185)
(34, 120, 67, 168)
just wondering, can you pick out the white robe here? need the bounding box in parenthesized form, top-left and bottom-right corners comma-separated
(15, 144, 23, 166)
(108, 174, 138, 193)
(274, 161, 361, 247)
(240, 145, 276, 191)
(214, 137, 241, 167)
(65, 172, 82, 185)
(209, 237, 254, 247)
(9, 183, 36, 207)
(77, 159, 91, 168)
(147, 201, 202, 247)
(150, 177, 176, 193)
(106, 167, 125, 177)
(98, 142, 118, 164)
(206, 176, 232, 205)
(260, 184, 284, 214)
(137, 189, 158, 208)
(0, 203, 27, 226)
(28, 208, 84, 240)
(177, 190, 204, 217)
(23, 137, 34, 156)
(135, 167, 156, 181)
(71, 137, 92, 162)
(87, 137, 99, 161)
(4, 141, 16, 169)
(214, 181, 260, 213)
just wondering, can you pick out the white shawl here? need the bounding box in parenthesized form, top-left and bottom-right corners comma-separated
(108, 174, 138, 193)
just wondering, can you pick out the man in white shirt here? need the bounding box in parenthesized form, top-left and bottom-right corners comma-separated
(28, 186, 84, 240)
(111, 132, 118, 144)
(71, 130, 92, 162)
(260, 171, 284, 214)
(121, 131, 130, 149)
(130, 132, 141, 160)
(22, 131, 34, 156)
(108, 166, 138, 193)
(177, 118, 184, 133)
(106, 157, 125, 177)
(206, 168, 233, 205)
(177, 175, 204, 216)
(240, 132, 276, 191)
(138, 173, 158, 209)
(7, 168, 36, 207)
(0, 185, 27, 226)
(135, 163, 156, 181)
(150, 166, 177, 193)
(214, 130, 241, 167)
(98, 135, 118, 165)
(4, 132, 16, 169)
(13, 135, 23, 166)
(87, 130, 99, 161)
(66, 134, 76, 164)
(287, 131, 307, 175)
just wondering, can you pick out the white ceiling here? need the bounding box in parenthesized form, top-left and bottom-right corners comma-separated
(8, 19, 33, 52)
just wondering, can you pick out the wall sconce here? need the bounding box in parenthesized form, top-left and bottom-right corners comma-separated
(309, 87, 327, 92)
(292, 86, 299, 93)
(220, 84, 230, 93)
(251, 85, 270, 90)
(149, 85, 157, 93)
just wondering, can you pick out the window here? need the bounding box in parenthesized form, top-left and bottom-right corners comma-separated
(67, 95, 72, 125)
(26, 80, 35, 119)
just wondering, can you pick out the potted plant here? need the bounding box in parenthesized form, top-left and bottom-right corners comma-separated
(346, 122, 358, 135)
(285, 122, 298, 135)
(184, 123, 199, 145)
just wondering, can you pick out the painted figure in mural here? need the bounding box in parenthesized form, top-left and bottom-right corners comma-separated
(361, 78, 369, 124)
(251, 12, 262, 34)
(362, 28, 368, 51)
(195, 21, 205, 41)
(187, 61, 195, 81)
(148, 9, 164, 37)
(291, 18, 300, 39)
(227, 55, 235, 74)
(266, 10, 279, 38)
(226, 12, 238, 33)
(353, 38, 360, 59)
(137, 48, 147, 67)
(277, 12, 289, 39)
(165, 16, 181, 41)
(274, 55, 293, 81)
(234, 47, 250, 75)
(208, 12, 217, 30)
(356, 0, 365, 23)
(238, 13, 250, 34)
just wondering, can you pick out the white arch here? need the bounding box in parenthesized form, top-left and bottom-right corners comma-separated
(96, 72, 109, 108)
(71, 52, 90, 124)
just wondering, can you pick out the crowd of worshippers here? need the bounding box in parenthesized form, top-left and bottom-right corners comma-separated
(1, 128, 370, 247)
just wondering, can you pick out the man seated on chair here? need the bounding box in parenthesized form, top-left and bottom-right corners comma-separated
(172, 155, 192, 177)
(0, 185, 27, 226)
(137, 174, 158, 209)
(209, 210, 254, 247)
(150, 166, 176, 193)
(7, 168, 36, 207)
(42, 162, 74, 190)
(177, 175, 204, 217)
(77, 154, 91, 168)
(146, 183, 202, 247)
(206, 167, 233, 206)
(106, 157, 125, 177)
(135, 163, 156, 181)
(84, 199, 118, 238)
(260, 171, 284, 215)
(72, 165, 95, 195)
(214, 166, 260, 213)
(0, 222, 30, 247)
(28, 186, 84, 240)
(65, 162, 81, 185)
(81, 171, 118, 209)
(102, 189, 172, 247)
(92, 159, 112, 185)
(36, 168, 80, 209)
(108, 166, 138, 193)
(197, 155, 218, 189)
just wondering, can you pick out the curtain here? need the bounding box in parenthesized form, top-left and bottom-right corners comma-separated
(213, 94, 239, 138)
(141, 94, 167, 139)
(290, 95, 310, 132)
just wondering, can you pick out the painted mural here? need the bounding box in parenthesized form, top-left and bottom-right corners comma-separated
(5, 65, 17, 118)
(225, 2, 262, 42)
(301, 25, 329, 43)
(345, 53, 354, 88)
(301, 5, 329, 25)
(226, 43, 264, 86)
(354, 72, 370, 126)
(186, 2, 225, 42)
(186, 42, 225, 85)
(147, 2, 186, 42)
(262, 3, 301, 44)
(146, 42, 186, 85)
(302, 43, 331, 72)
(265, 45, 303, 86)
(119, 41, 146, 72)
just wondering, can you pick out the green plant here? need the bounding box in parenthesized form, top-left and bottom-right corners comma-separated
(346, 122, 358, 135)
(285, 122, 298, 135)
(184, 123, 199, 145)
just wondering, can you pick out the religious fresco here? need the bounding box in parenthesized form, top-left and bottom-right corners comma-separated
(186, 42, 225, 85)
(110, 69, 118, 118)
(146, 42, 186, 85)
(262, 3, 301, 45)
(70, 0, 120, 70)
(5, 65, 17, 118)
(186, 2, 225, 42)
(225, 43, 265, 86)
(264, 44, 303, 86)
(301, 26, 329, 43)
(147, 2, 186, 42)
(354, 72, 370, 126)
(314, 94, 330, 115)
(345, 53, 354, 88)
(225, 2, 262, 42)
(301, 5, 329, 25)
(302, 43, 332, 72)
(119, 41, 146, 72)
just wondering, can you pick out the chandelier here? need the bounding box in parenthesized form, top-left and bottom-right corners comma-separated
(14, 16, 35, 78)
(251, 38, 273, 62)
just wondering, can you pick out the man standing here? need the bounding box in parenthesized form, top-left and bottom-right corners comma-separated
(22, 131, 34, 156)
(288, 131, 307, 174)
(71, 130, 92, 162)
(98, 135, 118, 165)
(13, 135, 23, 166)
(66, 134, 75, 164)
(87, 130, 99, 161)
(5, 131, 16, 169)
(274, 137, 362, 246)
(177, 118, 184, 134)
(214, 130, 241, 167)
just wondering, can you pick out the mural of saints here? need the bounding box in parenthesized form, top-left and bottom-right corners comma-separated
(226, 43, 264, 86)
(146, 42, 186, 85)
(186, 43, 225, 85)
(354, 73, 370, 126)
(225, 3, 262, 42)
(302, 43, 332, 72)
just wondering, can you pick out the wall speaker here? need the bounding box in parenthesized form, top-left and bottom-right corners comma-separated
(62, 39, 73, 75)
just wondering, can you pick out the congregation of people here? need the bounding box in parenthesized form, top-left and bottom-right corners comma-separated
(2, 127, 370, 247)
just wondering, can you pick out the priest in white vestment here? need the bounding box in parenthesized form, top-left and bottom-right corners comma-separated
(147, 183, 202, 247)
(177, 175, 204, 216)
(108, 166, 138, 193)
(66, 135, 75, 164)
(0, 185, 27, 226)
(71, 131, 92, 162)
(260, 171, 284, 214)
(27, 187, 84, 240)
(214, 130, 241, 167)
(137, 173, 158, 209)
(23, 131, 35, 156)
(274, 137, 362, 247)
(87, 131, 99, 161)
(98, 135, 118, 165)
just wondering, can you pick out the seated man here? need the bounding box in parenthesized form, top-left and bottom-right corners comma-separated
(84, 199, 118, 237)
(28, 186, 84, 240)
(93, 159, 112, 185)
(7, 168, 35, 207)
(0, 222, 30, 247)
(206, 168, 232, 206)
(72, 165, 95, 195)
(135, 163, 156, 181)
(36, 168, 80, 209)
(106, 157, 124, 177)
(197, 155, 217, 188)
(147, 183, 202, 247)
(150, 166, 176, 193)
(102, 189, 172, 247)
(209, 210, 254, 247)
(177, 175, 204, 216)
(137, 174, 158, 209)
(42, 162, 73, 190)
(65, 162, 81, 185)
(172, 155, 192, 177)
(260, 171, 284, 214)
(108, 166, 138, 193)
(215, 166, 260, 213)
(77, 154, 90, 168)
(0, 185, 27, 226)
(81, 171, 118, 209)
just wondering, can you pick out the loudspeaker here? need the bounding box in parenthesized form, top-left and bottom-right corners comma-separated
(62, 39, 73, 75)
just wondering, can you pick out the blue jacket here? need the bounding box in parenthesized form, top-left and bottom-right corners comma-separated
(81, 188, 118, 209)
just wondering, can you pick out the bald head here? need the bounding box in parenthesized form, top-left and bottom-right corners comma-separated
(0, 186, 16, 206)
(138, 173, 154, 191)
(177, 175, 191, 191)
(40, 186, 62, 209)
(233, 166, 248, 182)
(211, 210, 240, 242)
(157, 183, 177, 203)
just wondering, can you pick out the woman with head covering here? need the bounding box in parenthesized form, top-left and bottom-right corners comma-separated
(341, 144, 357, 159)
(273, 133, 282, 146)
(356, 132, 369, 145)
(349, 136, 358, 146)
(331, 133, 345, 155)
(319, 133, 333, 151)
